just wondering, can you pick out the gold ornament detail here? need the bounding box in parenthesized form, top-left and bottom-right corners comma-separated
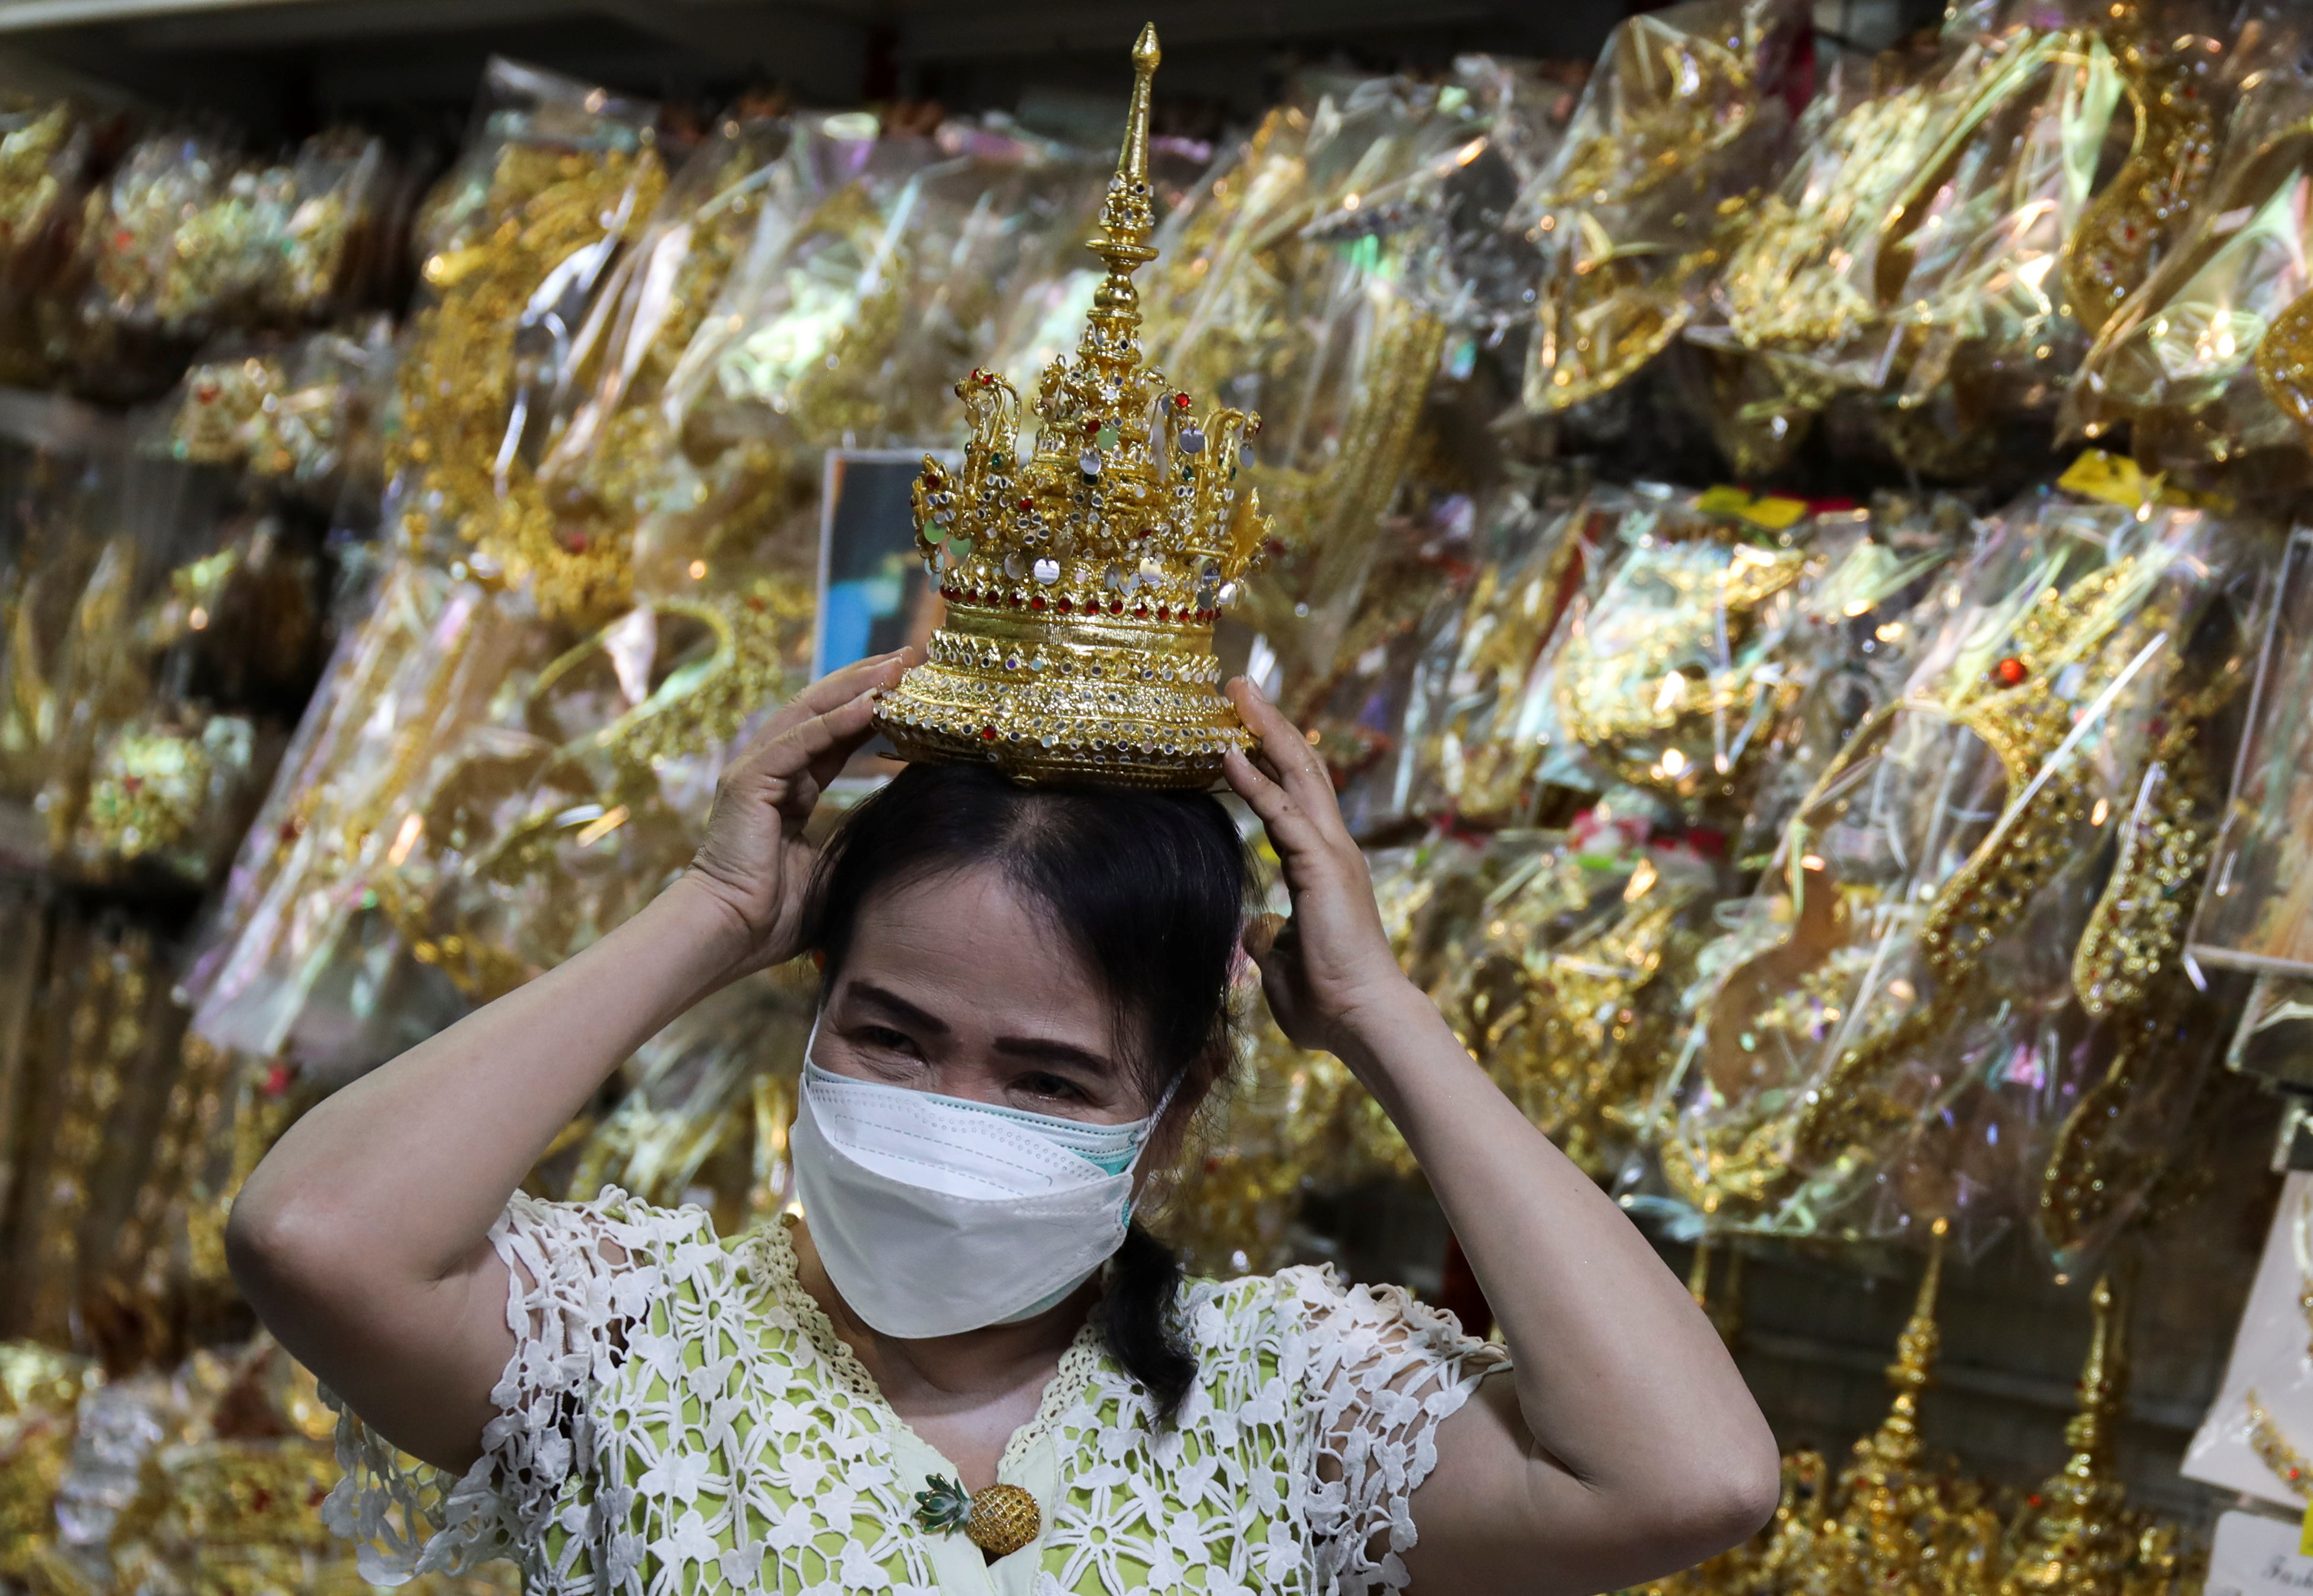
(913, 1473, 1042, 1557)
(2060, 20, 2224, 340)
(2247, 1389, 2313, 1500)
(872, 24, 1274, 789)
(1672, 550, 2170, 1216)
(1998, 1267, 2154, 1596)
(1766, 1219, 2009, 1596)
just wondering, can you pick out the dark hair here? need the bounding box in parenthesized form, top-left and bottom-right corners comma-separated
(799, 760, 1249, 1420)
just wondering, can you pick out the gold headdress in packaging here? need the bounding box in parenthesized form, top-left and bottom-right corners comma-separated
(872, 26, 1274, 789)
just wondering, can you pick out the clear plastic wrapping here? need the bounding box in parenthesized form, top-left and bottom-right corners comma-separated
(85, 128, 395, 340)
(2190, 525, 2313, 974)
(1143, 77, 1465, 681)
(1660, 488, 2265, 1264)
(1517, 0, 1808, 414)
(385, 58, 665, 618)
(2070, 55, 2313, 476)
(160, 317, 395, 506)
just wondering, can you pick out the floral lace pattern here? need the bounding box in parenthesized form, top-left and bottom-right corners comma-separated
(329, 1189, 1508, 1594)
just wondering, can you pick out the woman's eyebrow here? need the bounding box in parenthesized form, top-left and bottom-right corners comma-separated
(991, 1035, 1115, 1077)
(842, 981, 953, 1036)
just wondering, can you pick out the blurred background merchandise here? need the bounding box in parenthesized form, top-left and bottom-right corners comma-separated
(12, 0, 2313, 1590)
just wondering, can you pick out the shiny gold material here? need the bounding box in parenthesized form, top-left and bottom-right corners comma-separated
(372, 579, 807, 1002)
(1551, 522, 1811, 802)
(1997, 1268, 2174, 1596)
(0, 1343, 87, 1586)
(2246, 1388, 2313, 1499)
(875, 26, 1275, 789)
(1522, 0, 1792, 411)
(1767, 1220, 2008, 1596)
(2039, 676, 2235, 1262)
(2061, 24, 2224, 340)
(2071, 73, 2313, 467)
(26, 929, 152, 1342)
(2257, 284, 2313, 442)
(1440, 840, 1706, 1176)
(115, 1032, 236, 1301)
(966, 1482, 1042, 1557)
(392, 125, 666, 622)
(1671, 543, 2177, 1218)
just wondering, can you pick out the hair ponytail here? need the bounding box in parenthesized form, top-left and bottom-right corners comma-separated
(1099, 1221, 1198, 1423)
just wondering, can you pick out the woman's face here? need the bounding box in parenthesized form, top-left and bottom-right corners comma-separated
(814, 864, 1153, 1125)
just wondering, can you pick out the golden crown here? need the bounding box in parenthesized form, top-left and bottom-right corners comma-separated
(872, 24, 1274, 789)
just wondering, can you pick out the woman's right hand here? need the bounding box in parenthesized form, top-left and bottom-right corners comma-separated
(683, 648, 915, 979)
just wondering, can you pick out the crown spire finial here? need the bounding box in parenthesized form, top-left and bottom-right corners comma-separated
(1082, 23, 1162, 356)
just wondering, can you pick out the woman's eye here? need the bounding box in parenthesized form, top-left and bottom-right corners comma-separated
(1019, 1072, 1087, 1103)
(858, 1025, 919, 1055)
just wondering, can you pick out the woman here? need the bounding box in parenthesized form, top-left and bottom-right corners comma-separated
(230, 653, 1779, 1595)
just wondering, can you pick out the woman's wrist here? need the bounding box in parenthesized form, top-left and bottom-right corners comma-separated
(1329, 970, 1451, 1077)
(643, 872, 771, 1001)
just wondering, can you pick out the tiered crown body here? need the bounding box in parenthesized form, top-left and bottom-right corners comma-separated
(872, 24, 1275, 788)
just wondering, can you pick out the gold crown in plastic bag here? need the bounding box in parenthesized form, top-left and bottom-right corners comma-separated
(872, 24, 1274, 789)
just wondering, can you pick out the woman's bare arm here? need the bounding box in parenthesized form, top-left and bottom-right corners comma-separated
(1222, 681, 1779, 1596)
(227, 652, 909, 1470)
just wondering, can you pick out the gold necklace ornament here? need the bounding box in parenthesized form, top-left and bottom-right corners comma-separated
(914, 1473, 1041, 1557)
(1519, 0, 1792, 413)
(873, 27, 1275, 789)
(2059, 11, 2225, 341)
(2247, 1390, 2313, 1500)
(1665, 524, 2190, 1222)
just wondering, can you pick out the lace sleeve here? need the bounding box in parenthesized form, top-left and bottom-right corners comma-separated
(320, 1189, 693, 1585)
(1286, 1267, 1514, 1596)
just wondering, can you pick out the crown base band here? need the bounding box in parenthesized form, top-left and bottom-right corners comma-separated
(872, 652, 1248, 789)
(880, 725, 1229, 791)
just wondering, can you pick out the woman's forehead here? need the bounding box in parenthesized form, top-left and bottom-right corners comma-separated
(846, 868, 1113, 1029)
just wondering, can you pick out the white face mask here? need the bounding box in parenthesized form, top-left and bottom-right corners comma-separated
(789, 1021, 1167, 1340)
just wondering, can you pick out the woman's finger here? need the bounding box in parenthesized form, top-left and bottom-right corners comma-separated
(1227, 680, 1350, 840)
(737, 651, 913, 769)
(747, 691, 884, 827)
(1221, 750, 1338, 887)
(1240, 910, 1287, 966)
(738, 655, 912, 784)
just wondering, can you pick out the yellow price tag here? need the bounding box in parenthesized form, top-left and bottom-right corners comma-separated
(1697, 485, 1809, 531)
(2057, 448, 2235, 513)
(2298, 1498, 2313, 1556)
(2057, 449, 2155, 509)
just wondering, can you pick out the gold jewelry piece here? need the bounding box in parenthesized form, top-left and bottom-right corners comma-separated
(874, 26, 1276, 789)
(914, 1473, 1041, 1557)
(1521, 0, 1782, 411)
(2041, 658, 2238, 1260)
(2000, 1268, 2138, 1595)
(1550, 512, 1811, 803)
(2247, 1389, 2313, 1500)
(1756, 1220, 2010, 1596)
(28, 926, 152, 1341)
(2061, 21, 2224, 340)
(392, 126, 667, 623)
(1668, 537, 2178, 1218)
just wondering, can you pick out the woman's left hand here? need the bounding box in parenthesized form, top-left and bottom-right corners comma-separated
(1221, 680, 1417, 1064)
